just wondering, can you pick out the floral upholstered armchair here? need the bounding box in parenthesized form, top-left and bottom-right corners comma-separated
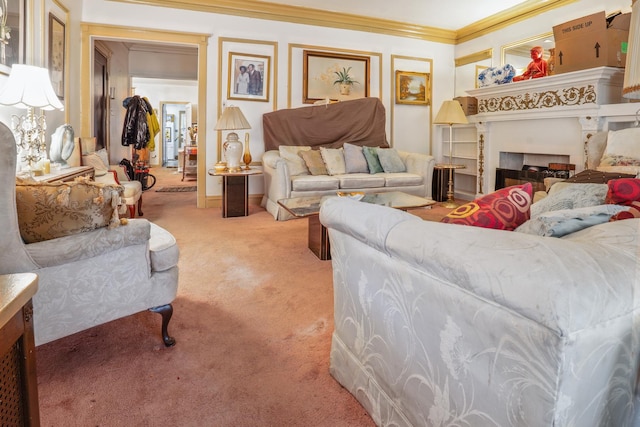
(0, 122, 179, 346)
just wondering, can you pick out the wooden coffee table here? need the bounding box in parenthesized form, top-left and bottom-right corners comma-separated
(278, 191, 435, 260)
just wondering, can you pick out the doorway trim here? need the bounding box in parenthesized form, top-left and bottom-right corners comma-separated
(80, 23, 209, 208)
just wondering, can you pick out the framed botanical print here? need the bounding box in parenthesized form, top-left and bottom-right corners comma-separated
(227, 52, 270, 102)
(303, 50, 369, 104)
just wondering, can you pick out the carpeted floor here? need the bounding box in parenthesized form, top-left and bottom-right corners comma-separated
(34, 168, 453, 426)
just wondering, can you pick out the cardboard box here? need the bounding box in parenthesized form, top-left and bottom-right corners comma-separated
(552, 11, 630, 74)
(454, 96, 477, 116)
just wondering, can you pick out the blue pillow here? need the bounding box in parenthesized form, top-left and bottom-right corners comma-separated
(362, 146, 383, 174)
(377, 148, 406, 173)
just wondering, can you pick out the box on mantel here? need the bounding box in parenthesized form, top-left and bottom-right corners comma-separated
(552, 11, 630, 74)
(453, 96, 477, 116)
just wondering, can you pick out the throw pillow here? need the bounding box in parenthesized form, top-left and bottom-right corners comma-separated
(320, 147, 346, 176)
(599, 128, 640, 167)
(279, 146, 311, 176)
(441, 183, 533, 231)
(299, 150, 328, 175)
(605, 178, 640, 205)
(610, 200, 640, 221)
(343, 143, 369, 173)
(362, 146, 383, 174)
(531, 183, 608, 218)
(15, 177, 123, 244)
(515, 204, 628, 237)
(377, 148, 406, 173)
(82, 152, 109, 177)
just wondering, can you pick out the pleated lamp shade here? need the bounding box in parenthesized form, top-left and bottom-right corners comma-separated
(214, 106, 251, 131)
(0, 64, 63, 110)
(433, 100, 468, 125)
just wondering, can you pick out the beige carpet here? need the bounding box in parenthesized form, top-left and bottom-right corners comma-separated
(35, 168, 452, 426)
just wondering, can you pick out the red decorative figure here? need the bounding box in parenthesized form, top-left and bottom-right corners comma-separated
(513, 46, 548, 81)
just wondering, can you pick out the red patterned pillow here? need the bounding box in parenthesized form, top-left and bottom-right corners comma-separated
(441, 183, 533, 230)
(610, 200, 640, 221)
(605, 178, 640, 205)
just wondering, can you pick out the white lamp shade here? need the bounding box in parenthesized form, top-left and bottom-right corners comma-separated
(623, 0, 640, 98)
(214, 106, 251, 131)
(433, 100, 468, 125)
(0, 64, 63, 110)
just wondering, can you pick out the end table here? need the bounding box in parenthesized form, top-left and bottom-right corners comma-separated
(208, 169, 263, 217)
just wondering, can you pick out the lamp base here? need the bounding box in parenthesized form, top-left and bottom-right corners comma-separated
(441, 199, 460, 209)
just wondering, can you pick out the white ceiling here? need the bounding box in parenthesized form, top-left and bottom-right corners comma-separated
(261, 0, 530, 30)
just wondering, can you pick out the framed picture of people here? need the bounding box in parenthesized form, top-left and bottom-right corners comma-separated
(228, 52, 270, 102)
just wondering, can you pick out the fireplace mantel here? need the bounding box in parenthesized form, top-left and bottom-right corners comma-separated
(461, 67, 640, 195)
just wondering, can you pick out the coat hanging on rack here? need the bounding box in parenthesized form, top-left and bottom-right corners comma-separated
(121, 95, 151, 150)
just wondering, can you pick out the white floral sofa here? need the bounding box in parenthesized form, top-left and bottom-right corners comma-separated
(260, 98, 434, 220)
(1, 122, 179, 347)
(320, 195, 640, 426)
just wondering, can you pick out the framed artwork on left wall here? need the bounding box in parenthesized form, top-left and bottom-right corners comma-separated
(48, 12, 65, 100)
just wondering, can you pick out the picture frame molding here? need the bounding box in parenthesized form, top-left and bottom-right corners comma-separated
(394, 70, 430, 105)
(303, 49, 370, 104)
(227, 51, 270, 102)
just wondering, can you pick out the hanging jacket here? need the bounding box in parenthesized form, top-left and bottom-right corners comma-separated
(143, 97, 160, 152)
(122, 96, 151, 149)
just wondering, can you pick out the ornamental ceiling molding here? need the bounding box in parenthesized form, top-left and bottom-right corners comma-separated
(109, 0, 573, 44)
(478, 85, 597, 113)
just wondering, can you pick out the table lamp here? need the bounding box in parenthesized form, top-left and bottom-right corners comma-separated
(0, 64, 63, 173)
(214, 106, 251, 172)
(434, 100, 468, 208)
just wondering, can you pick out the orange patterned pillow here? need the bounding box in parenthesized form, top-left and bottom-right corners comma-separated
(441, 183, 533, 230)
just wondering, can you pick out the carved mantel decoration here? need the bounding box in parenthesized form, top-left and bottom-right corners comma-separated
(468, 67, 625, 114)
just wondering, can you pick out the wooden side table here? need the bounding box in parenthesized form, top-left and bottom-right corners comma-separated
(0, 273, 39, 426)
(208, 169, 263, 217)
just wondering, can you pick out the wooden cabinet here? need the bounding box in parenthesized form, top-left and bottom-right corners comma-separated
(0, 273, 40, 426)
(182, 146, 197, 181)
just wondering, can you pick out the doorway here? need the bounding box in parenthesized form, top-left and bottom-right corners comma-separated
(161, 102, 192, 168)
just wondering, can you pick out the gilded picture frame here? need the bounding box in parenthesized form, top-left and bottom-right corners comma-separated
(48, 12, 65, 99)
(0, 0, 25, 75)
(227, 52, 270, 102)
(395, 70, 430, 105)
(303, 50, 369, 104)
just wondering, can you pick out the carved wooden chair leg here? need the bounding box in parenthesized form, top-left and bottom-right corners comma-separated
(149, 304, 176, 347)
(137, 196, 144, 216)
(128, 204, 135, 218)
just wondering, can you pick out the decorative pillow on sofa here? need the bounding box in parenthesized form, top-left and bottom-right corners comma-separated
(610, 200, 640, 221)
(279, 145, 311, 176)
(441, 183, 532, 231)
(320, 147, 346, 175)
(605, 178, 640, 205)
(599, 128, 640, 168)
(81, 151, 109, 177)
(362, 146, 383, 174)
(15, 177, 123, 243)
(531, 183, 608, 218)
(343, 143, 369, 173)
(377, 148, 406, 173)
(299, 150, 328, 175)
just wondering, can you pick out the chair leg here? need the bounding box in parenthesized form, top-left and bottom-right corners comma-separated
(137, 196, 144, 216)
(149, 304, 176, 347)
(128, 204, 135, 218)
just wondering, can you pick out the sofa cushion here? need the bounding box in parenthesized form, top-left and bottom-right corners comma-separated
(610, 200, 640, 221)
(279, 145, 310, 176)
(605, 178, 640, 205)
(377, 148, 407, 173)
(531, 183, 608, 218)
(82, 151, 109, 177)
(599, 128, 640, 167)
(441, 183, 533, 230)
(363, 146, 383, 174)
(320, 147, 346, 175)
(149, 222, 180, 272)
(383, 173, 423, 187)
(337, 173, 385, 189)
(16, 177, 123, 243)
(299, 150, 328, 175)
(343, 143, 369, 173)
(291, 175, 339, 191)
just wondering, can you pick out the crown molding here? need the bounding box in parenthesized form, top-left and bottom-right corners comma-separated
(456, 0, 579, 44)
(455, 49, 493, 67)
(110, 0, 457, 44)
(110, 0, 578, 45)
